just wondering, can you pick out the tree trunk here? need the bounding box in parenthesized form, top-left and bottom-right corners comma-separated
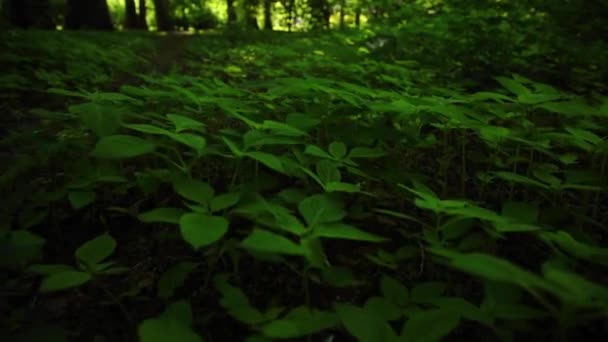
(6, 0, 54, 29)
(124, 0, 137, 29)
(244, 0, 259, 29)
(355, 7, 360, 28)
(339, 0, 345, 29)
(309, 0, 330, 29)
(152, 0, 171, 31)
(138, 0, 148, 29)
(226, 0, 237, 25)
(65, 0, 113, 30)
(284, 0, 294, 31)
(263, 0, 272, 30)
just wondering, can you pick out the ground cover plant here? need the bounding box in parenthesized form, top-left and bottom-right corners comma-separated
(1, 1, 607, 341)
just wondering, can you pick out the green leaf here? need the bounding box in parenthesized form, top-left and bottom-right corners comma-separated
(322, 266, 358, 287)
(539, 100, 597, 116)
(138, 316, 202, 342)
(75, 233, 116, 267)
(246, 152, 285, 174)
(426, 297, 489, 324)
(124, 123, 170, 135)
(304, 145, 333, 159)
(169, 133, 207, 154)
(158, 262, 198, 300)
(542, 262, 608, 306)
(173, 176, 215, 205)
(540, 231, 608, 266)
(517, 93, 561, 105)
(492, 171, 550, 190)
(364, 296, 403, 321)
(261, 306, 339, 338)
(222, 137, 244, 157)
(313, 223, 386, 242)
(501, 202, 538, 224)
(262, 120, 307, 137)
(70, 102, 121, 137)
(179, 213, 229, 249)
(40, 271, 92, 292)
(2, 231, 46, 267)
(381, 275, 409, 307)
(410, 282, 447, 303)
(286, 113, 320, 131)
(400, 309, 460, 342)
(272, 211, 308, 236)
(430, 249, 548, 291)
(495, 76, 530, 96)
(298, 194, 345, 227)
(91, 135, 155, 159)
(329, 141, 347, 159)
(214, 274, 265, 324)
(210, 193, 241, 213)
(324, 182, 361, 193)
(241, 229, 304, 256)
(334, 303, 397, 342)
(316, 160, 341, 184)
(348, 147, 386, 158)
(138, 207, 186, 224)
(68, 191, 96, 210)
(167, 114, 205, 133)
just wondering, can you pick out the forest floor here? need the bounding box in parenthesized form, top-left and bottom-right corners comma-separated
(1, 29, 607, 342)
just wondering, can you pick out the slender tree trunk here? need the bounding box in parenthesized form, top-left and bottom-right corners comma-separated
(309, 0, 330, 29)
(285, 0, 294, 32)
(339, 0, 345, 29)
(124, 0, 137, 28)
(137, 0, 148, 29)
(244, 0, 259, 29)
(355, 7, 360, 27)
(152, 0, 171, 31)
(65, 0, 113, 30)
(6, 0, 54, 29)
(226, 0, 237, 25)
(263, 0, 272, 30)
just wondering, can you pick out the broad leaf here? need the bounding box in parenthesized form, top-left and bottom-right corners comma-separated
(75, 233, 116, 267)
(400, 309, 460, 342)
(138, 207, 186, 224)
(298, 194, 345, 227)
(328, 141, 347, 159)
(179, 213, 229, 249)
(91, 135, 155, 159)
(334, 303, 397, 342)
(167, 114, 205, 133)
(313, 223, 386, 242)
(173, 176, 215, 205)
(158, 262, 198, 300)
(40, 271, 92, 292)
(246, 152, 286, 174)
(68, 191, 96, 210)
(241, 229, 304, 256)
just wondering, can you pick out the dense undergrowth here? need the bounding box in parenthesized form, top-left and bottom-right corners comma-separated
(1, 29, 607, 342)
